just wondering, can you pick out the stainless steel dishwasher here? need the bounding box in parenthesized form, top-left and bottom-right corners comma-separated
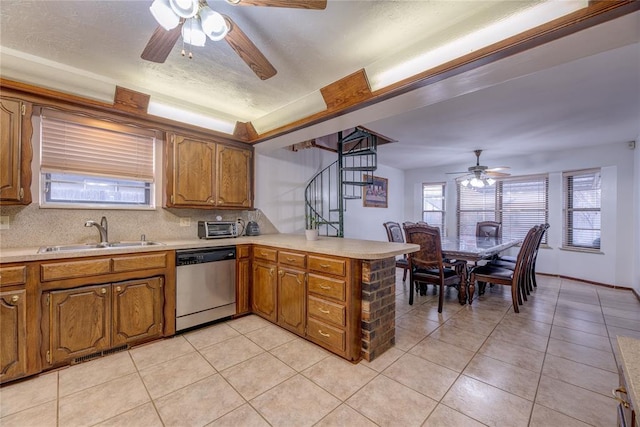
(175, 247, 236, 332)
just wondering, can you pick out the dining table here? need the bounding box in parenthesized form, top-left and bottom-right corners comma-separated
(441, 235, 522, 303)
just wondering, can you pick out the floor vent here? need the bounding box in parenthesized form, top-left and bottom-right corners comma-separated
(72, 345, 130, 365)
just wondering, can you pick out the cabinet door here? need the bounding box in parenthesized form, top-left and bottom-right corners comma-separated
(0, 289, 27, 383)
(48, 285, 111, 364)
(112, 277, 164, 346)
(251, 260, 277, 322)
(171, 135, 216, 207)
(216, 145, 252, 207)
(278, 267, 306, 335)
(236, 257, 251, 315)
(0, 98, 24, 203)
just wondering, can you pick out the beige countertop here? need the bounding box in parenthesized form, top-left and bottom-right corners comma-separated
(617, 336, 640, 414)
(0, 233, 419, 264)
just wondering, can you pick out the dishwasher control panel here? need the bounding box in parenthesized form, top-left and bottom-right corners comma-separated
(176, 247, 236, 266)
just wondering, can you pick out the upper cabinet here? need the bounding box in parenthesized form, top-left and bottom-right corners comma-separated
(165, 134, 253, 209)
(0, 97, 33, 205)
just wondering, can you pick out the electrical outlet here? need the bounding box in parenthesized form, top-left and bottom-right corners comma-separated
(0, 216, 9, 230)
(180, 217, 191, 227)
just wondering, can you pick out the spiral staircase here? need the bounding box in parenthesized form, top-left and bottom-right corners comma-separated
(304, 127, 379, 237)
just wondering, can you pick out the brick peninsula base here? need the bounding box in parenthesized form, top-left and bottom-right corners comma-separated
(360, 257, 396, 361)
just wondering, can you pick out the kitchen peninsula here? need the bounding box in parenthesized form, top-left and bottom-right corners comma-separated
(0, 233, 418, 384)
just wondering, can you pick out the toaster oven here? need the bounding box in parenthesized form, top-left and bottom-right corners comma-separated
(197, 221, 239, 239)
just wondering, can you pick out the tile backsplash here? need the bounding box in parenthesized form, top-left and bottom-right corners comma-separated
(0, 205, 277, 249)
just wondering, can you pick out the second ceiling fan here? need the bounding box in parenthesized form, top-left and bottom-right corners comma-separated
(141, 0, 327, 80)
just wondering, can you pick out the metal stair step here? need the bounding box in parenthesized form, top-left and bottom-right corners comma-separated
(342, 148, 376, 157)
(340, 129, 371, 144)
(343, 195, 362, 200)
(341, 166, 376, 171)
(342, 181, 370, 186)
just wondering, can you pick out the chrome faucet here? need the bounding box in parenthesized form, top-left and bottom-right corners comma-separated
(85, 216, 108, 245)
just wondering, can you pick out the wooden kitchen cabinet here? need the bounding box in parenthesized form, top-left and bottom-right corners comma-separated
(46, 284, 112, 365)
(0, 96, 33, 205)
(236, 245, 251, 315)
(277, 267, 306, 335)
(0, 288, 27, 383)
(216, 144, 252, 207)
(251, 260, 277, 322)
(112, 277, 164, 346)
(165, 133, 253, 209)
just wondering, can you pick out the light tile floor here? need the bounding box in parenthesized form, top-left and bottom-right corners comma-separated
(2, 274, 639, 426)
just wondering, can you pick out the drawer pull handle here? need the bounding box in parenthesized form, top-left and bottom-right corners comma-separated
(286, 257, 295, 262)
(11, 295, 19, 303)
(320, 285, 331, 290)
(318, 330, 330, 338)
(612, 387, 630, 408)
(320, 264, 330, 269)
(319, 308, 330, 314)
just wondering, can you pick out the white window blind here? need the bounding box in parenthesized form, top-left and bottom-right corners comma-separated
(422, 182, 445, 232)
(563, 168, 601, 251)
(457, 174, 548, 242)
(40, 109, 155, 181)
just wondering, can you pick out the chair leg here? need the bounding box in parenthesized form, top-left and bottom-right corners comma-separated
(438, 282, 444, 313)
(402, 268, 408, 282)
(511, 283, 520, 313)
(409, 270, 414, 305)
(468, 275, 475, 304)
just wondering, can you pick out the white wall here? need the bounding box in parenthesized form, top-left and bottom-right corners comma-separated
(634, 136, 640, 295)
(255, 148, 405, 242)
(403, 142, 636, 288)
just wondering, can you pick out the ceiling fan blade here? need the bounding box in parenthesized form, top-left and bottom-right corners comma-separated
(141, 23, 183, 63)
(445, 171, 468, 175)
(486, 171, 511, 177)
(487, 166, 511, 172)
(227, 0, 327, 9)
(223, 16, 277, 80)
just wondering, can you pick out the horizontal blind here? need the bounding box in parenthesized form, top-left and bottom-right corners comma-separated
(422, 182, 445, 232)
(497, 174, 548, 243)
(457, 184, 496, 236)
(563, 169, 601, 250)
(40, 110, 155, 181)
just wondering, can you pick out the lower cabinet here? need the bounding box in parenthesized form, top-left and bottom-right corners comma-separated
(44, 277, 164, 366)
(0, 289, 27, 383)
(251, 260, 277, 322)
(277, 267, 306, 335)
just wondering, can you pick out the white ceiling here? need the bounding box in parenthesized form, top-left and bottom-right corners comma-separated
(1, 1, 639, 171)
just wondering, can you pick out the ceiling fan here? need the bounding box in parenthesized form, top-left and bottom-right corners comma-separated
(141, 0, 327, 80)
(447, 149, 510, 188)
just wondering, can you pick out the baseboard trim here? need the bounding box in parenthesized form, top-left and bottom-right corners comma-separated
(537, 272, 637, 294)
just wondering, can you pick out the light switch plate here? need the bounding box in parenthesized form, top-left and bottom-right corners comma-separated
(180, 217, 191, 227)
(0, 216, 9, 230)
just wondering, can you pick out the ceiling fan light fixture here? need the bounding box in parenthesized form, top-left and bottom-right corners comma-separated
(486, 177, 495, 186)
(169, 0, 199, 19)
(150, 0, 180, 30)
(200, 7, 228, 41)
(461, 179, 470, 187)
(225, 0, 242, 4)
(181, 18, 206, 46)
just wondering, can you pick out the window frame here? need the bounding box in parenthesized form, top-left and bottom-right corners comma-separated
(37, 108, 159, 210)
(421, 182, 446, 232)
(562, 168, 602, 252)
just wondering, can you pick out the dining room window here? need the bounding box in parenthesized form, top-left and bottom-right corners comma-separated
(563, 168, 601, 251)
(422, 182, 445, 232)
(38, 108, 158, 209)
(457, 174, 548, 242)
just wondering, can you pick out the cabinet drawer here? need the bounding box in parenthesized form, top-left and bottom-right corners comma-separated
(308, 274, 346, 302)
(308, 295, 345, 327)
(254, 247, 277, 262)
(278, 251, 306, 269)
(112, 253, 167, 273)
(41, 259, 111, 281)
(308, 255, 346, 276)
(0, 266, 26, 287)
(307, 318, 345, 352)
(237, 245, 250, 259)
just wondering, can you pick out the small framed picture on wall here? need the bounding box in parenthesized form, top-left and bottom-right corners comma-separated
(363, 175, 388, 208)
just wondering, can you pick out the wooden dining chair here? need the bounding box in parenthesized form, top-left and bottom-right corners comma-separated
(403, 223, 466, 311)
(383, 221, 409, 282)
(476, 221, 502, 238)
(469, 226, 538, 313)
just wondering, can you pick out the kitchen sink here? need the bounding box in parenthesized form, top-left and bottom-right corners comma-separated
(38, 241, 164, 253)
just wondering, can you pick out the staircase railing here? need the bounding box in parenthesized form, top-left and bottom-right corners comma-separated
(305, 128, 378, 237)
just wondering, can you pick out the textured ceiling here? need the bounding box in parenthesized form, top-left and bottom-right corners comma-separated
(0, 0, 541, 124)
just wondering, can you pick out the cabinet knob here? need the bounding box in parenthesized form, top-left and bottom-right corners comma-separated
(11, 295, 19, 303)
(116, 286, 122, 292)
(101, 288, 107, 294)
(278, 270, 284, 277)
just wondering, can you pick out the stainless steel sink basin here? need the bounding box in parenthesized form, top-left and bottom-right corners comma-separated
(38, 241, 164, 253)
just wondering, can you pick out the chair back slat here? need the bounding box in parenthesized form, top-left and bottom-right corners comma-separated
(383, 221, 405, 244)
(403, 223, 443, 268)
